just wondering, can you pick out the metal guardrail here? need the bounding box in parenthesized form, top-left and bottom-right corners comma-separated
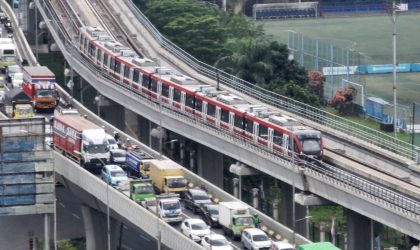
(122, 0, 420, 163)
(39, 0, 420, 222)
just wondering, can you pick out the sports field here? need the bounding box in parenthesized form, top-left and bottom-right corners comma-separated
(258, 14, 420, 106)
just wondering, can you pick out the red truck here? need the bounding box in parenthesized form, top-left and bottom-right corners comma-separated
(53, 115, 110, 169)
(22, 66, 59, 111)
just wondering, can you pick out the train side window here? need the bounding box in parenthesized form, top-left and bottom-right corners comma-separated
(133, 69, 139, 83)
(273, 130, 283, 145)
(244, 119, 253, 133)
(88, 42, 95, 57)
(115, 61, 121, 75)
(161, 84, 170, 98)
(234, 114, 243, 128)
(220, 109, 229, 123)
(173, 88, 181, 102)
(142, 74, 148, 88)
(185, 94, 194, 108)
(79, 36, 83, 48)
(110, 58, 115, 72)
(207, 103, 216, 117)
(151, 79, 158, 93)
(259, 125, 268, 138)
(124, 65, 130, 79)
(103, 54, 109, 68)
(195, 99, 202, 112)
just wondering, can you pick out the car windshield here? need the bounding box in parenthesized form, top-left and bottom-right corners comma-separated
(36, 89, 54, 98)
(18, 107, 32, 114)
(211, 238, 229, 246)
(110, 170, 126, 177)
(235, 217, 253, 226)
(207, 207, 218, 215)
(193, 194, 209, 201)
(191, 222, 207, 230)
(252, 234, 269, 242)
(162, 201, 180, 210)
(85, 144, 108, 154)
(301, 139, 321, 153)
(167, 178, 187, 188)
(135, 186, 154, 194)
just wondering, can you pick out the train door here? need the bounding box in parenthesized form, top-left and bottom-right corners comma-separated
(215, 107, 221, 128)
(139, 72, 143, 90)
(157, 80, 162, 100)
(253, 122, 259, 143)
(181, 92, 186, 112)
(267, 128, 274, 151)
(129, 68, 134, 87)
(94, 48, 98, 64)
(202, 102, 208, 121)
(169, 87, 174, 106)
(229, 112, 235, 132)
(282, 134, 289, 157)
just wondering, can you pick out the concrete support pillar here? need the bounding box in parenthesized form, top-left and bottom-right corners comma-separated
(252, 188, 259, 209)
(280, 182, 293, 226)
(136, 114, 151, 146)
(196, 144, 223, 188)
(81, 205, 119, 250)
(99, 101, 125, 132)
(346, 209, 372, 250)
(233, 178, 239, 198)
(179, 141, 186, 166)
(319, 222, 326, 242)
(272, 199, 279, 221)
(280, 182, 306, 236)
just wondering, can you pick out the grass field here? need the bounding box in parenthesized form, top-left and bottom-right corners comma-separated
(258, 14, 420, 106)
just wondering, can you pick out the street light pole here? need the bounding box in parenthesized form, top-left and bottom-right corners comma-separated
(392, 1, 398, 138)
(291, 137, 296, 244)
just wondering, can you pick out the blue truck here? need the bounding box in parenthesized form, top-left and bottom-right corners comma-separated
(125, 149, 154, 178)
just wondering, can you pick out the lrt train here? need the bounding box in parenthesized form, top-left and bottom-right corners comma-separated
(78, 26, 323, 160)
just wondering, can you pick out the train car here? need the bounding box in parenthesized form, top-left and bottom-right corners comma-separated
(77, 26, 323, 160)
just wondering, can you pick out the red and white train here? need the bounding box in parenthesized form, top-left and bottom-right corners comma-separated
(78, 26, 323, 160)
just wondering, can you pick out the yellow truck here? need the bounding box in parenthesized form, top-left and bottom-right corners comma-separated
(147, 159, 188, 194)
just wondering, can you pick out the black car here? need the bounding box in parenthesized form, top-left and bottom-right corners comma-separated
(198, 204, 220, 228)
(109, 148, 127, 166)
(183, 188, 212, 213)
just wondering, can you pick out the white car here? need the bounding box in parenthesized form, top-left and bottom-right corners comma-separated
(241, 228, 272, 250)
(105, 134, 119, 150)
(201, 234, 233, 250)
(100, 164, 128, 187)
(271, 241, 295, 250)
(180, 218, 211, 242)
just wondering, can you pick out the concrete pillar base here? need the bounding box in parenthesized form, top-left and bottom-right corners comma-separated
(346, 209, 372, 250)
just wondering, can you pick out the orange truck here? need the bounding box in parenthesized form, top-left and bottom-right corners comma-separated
(22, 66, 59, 111)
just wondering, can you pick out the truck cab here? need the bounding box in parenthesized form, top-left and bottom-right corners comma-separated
(13, 103, 33, 118)
(143, 194, 183, 224)
(129, 179, 155, 203)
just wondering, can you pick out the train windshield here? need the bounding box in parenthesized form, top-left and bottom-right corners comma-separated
(301, 139, 321, 154)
